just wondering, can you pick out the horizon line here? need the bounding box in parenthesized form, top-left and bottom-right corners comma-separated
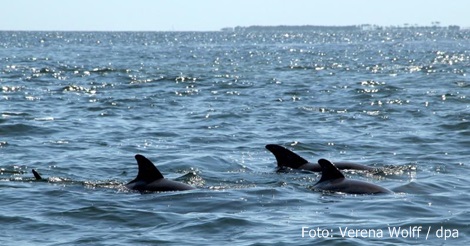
(1, 23, 468, 33)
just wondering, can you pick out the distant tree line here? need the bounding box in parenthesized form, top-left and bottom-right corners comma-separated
(221, 24, 461, 32)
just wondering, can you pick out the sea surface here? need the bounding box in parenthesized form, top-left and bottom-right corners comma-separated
(1, 29, 469, 245)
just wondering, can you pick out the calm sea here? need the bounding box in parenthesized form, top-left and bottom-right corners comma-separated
(1, 29, 469, 245)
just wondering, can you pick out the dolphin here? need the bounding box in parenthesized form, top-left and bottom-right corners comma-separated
(32, 169, 51, 182)
(313, 159, 392, 194)
(32, 169, 43, 180)
(265, 144, 375, 171)
(126, 154, 195, 192)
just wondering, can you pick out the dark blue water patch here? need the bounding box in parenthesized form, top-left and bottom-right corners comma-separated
(0, 123, 58, 137)
(439, 121, 470, 132)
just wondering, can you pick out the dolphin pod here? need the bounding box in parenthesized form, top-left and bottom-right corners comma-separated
(265, 144, 376, 171)
(30, 145, 393, 195)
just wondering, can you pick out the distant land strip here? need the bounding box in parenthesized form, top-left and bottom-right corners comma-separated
(221, 24, 462, 32)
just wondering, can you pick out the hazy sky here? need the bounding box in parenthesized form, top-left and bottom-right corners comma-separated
(1, 0, 469, 31)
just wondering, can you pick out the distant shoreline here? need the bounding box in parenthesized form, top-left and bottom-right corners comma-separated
(0, 24, 464, 33)
(221, 24, 462, 32)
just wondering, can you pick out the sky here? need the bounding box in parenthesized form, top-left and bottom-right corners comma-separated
(1, 0, 469, 31)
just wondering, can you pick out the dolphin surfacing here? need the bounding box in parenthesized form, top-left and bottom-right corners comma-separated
(314, 159, 392, 195)
(32, 169, 43, 180)
(265, 144, 375, 171)
(126, 154, 195, 192)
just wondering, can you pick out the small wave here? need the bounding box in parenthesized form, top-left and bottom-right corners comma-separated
(455, 81, 469, 87)
(84, 180, 126, 190)
(1, 111, 31, 117)
(0, 214, 36, 224)
(177, 171, 205, 187)
(1, 85, 24, 92)
(0, 167, 26, 175)
(37, 67, 55, 74)
(61, 84, 97, 94)
(369, 164, 418, 178)
(0, 123, 56, 136)
(34, 117, 54, 121)
(175, 75, 198, 83)
(439, 121, 470, 131)
(89, 67, 115, 73)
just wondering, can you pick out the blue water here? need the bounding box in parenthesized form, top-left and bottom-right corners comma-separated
(1, 29, 469, 245)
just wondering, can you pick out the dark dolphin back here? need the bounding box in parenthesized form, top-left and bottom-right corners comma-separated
(334, 162, 375, 171)
(265, 144, 309, 168)
(129, 154, 164, 184)
(316, 159, 345, 183)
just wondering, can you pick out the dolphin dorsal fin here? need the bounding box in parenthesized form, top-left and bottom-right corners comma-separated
(317, 159, 345, 183)
(265, 144, 308, 168)
(133, 154, 164, 182)
(32, 169, 42, 180)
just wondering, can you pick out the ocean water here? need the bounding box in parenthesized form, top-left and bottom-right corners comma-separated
(1, 29, 469, 245)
